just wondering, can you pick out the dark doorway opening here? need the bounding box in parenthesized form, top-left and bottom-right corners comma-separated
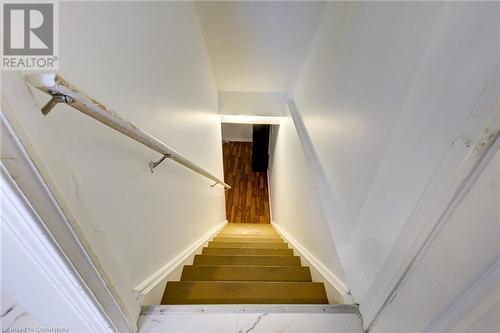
(221, 123, 271, 224)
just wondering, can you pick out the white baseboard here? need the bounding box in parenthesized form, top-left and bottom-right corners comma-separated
(134, 221, 227, 297)
(271, 222, 350, 303)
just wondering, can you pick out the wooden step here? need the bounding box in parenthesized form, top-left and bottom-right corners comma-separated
(219, 230, 278, 236)
(221, 226, 276, 232)
(160, 223, 331, 305)
(208, 241, 288, 249)
(224, 223, 272, 227)
(222, 225, 275, 230)
(217, 233, 280, 240)
(202, 247, 293, 256)
(181, 265, 312, 282)
(222, 228, 274, 232)
(213, 236, 284, 243)
(217, 231, 281, 238)
(194, 255, 301, 266)
(162, 281, 328, 304)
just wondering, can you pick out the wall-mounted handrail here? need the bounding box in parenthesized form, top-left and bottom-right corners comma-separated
(27, 74, 231, 189)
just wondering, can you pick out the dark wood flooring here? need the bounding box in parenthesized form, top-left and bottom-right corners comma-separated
(222, 142, 270, 224)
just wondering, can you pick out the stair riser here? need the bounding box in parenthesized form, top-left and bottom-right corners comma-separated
(194, 255, 301, 266)
(162, 298, 327, 305)
(217, 233, 280, 239)
(161, 224, 329, 306)
(218, 232, 279, 238)
(213, 237, 284, 243)
(222, 226, 274, 229)
(220, 227, 276, 232)
(181, 266, 312, 282)
(223, 224, 272, 228)
(208, 241, 288, 249)
(202, 247, 293, 256)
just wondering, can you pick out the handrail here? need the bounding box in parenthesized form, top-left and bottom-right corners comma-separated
(26, 74, 231, 189)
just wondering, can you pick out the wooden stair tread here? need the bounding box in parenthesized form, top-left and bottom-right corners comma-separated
(218, 231, 279, 237)
(223, 223, 273, 227)
(218, 232, 281, 236)
(202, 247, 293, 256)
(162, 281, 328, 304)
(181, 265, 312, 282)
(213, 236, 284, 243)
(161, 224, 330, 305)
(194, 254, 301, 266)
(208, 241, 288, 249)
(221, 226, 275, 230)
(220, 226, 276, 230)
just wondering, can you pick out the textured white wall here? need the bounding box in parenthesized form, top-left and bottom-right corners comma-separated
(1, 1, 224, 321)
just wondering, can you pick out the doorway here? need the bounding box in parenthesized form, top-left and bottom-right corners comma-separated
(221, 123, 272, 223)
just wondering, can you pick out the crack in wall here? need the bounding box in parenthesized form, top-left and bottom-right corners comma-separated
(70, 173, 107, 239)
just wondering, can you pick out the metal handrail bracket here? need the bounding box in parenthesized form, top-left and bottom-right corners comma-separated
(26, 73, 231, 189)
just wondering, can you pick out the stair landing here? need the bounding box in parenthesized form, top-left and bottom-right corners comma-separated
(139, 305, 363, 333)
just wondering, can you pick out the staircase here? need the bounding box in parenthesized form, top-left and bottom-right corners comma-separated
(161, 223, 329, 304)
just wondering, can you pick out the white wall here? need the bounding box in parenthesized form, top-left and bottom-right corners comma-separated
(289, 0, 498, 330)
(1, 1, 224, 325)
(195, 1, 325, 93)
(219, 91, 285, 116)
(294, 1, 443, 241)
(1, 169, 113, 332)
(371, 148, 499, 332)
(221, 123, 253, 142)
(268, 110, 346, 302)
(0, 292, 41, 330)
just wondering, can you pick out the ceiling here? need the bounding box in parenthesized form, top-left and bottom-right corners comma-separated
(195, 1, 326, 94)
